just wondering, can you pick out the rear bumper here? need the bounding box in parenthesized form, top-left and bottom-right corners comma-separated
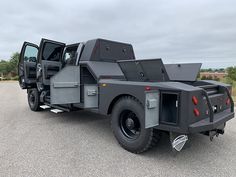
(189, 109, 234, 133)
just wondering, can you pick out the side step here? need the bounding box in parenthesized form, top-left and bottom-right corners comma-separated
(50, 109, 64, 114)
(41, 104, 73, 114)
(50, 104, 71, 113)
(40, 105, 51, 109)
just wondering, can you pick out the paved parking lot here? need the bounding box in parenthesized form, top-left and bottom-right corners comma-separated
(0, 82, 236, 177)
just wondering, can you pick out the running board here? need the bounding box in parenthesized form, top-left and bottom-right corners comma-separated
(50, 109, 64, 114)
(49, 104, 71, 113)
(40, 105, 51, 109)
(42, 103, 72, 113)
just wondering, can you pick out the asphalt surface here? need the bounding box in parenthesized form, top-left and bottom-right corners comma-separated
(0, 82, 236, 177)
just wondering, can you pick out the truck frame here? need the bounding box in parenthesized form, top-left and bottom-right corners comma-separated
(18, 38, 235, 153)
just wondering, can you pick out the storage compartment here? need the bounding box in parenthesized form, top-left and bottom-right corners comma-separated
(83, 85, 98, 108)
(145, 91, 160, 128)
(80, 66, 97, 103)
(160, 92, 179, 125)
(50, 66, 80, 105)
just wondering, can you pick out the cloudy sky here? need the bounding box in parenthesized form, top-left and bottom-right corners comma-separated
(0, 0, 236, 68)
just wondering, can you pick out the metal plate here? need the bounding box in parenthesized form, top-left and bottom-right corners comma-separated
(165, 63, 202, 81)
(85, 61, 124, 79)
(50, 109, 63, 113)
(145, 90, 160, 128)
(50, 66, 80, 104)
(118, 59, 169, 82)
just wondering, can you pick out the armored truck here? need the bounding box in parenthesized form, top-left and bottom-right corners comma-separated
(18, 38, 234, 153)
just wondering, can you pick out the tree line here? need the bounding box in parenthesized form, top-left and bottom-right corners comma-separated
(0, 52, 235, 83)
(0, 52, 19, 80)
(200, 66, 236, 84)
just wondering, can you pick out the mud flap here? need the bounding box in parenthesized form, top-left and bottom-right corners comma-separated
(170, 132, 188, 153)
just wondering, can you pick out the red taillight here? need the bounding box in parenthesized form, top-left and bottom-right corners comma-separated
(226, 98, 230, 105)
(192, 96, 198, 105)
(145, 86, 151, 91)
(193, 108, 200, 117)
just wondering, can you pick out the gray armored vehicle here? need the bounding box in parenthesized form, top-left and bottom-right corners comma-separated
(18, 38, 234, 153)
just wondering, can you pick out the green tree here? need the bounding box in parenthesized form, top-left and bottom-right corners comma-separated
(219, 68, 225, 73)
(207, 75, 213, 80)
(225, 76, 234, 85)
(227, 66, 236, 81)
(0, 60, 11, 75)
(8, 52, 20, 76)
(201, 75, 207, 80)
(0, 52, 20, 78)
(207, 68, 213, 72)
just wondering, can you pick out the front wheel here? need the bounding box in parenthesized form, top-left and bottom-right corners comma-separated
(111, 96, 161, 153)
(27, 88, 41, 111)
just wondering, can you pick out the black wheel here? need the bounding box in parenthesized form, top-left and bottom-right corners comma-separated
(27, 88, 41, 111)
(111, 96, 161, 153)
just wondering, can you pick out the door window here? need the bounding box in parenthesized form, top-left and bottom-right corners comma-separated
(63, 45, 78, 65)
(42, 43, 64, 61)
(24, 45, 38, 62)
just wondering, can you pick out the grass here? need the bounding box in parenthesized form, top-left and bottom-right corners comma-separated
(219, 78, 236, 102)
(228, 81, 236, 102)
(232, 86, 236, 102)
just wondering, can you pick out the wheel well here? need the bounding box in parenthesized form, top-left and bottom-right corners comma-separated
(107, 94, 139, 115)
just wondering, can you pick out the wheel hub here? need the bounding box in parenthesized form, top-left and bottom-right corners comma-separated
(125, 118, 135, 130)
(119, 110, 141, 139)
(29, 93, 35, 103)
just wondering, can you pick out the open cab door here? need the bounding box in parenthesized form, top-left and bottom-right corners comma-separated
(18, 42, 38, 89)
(36, 39, 65, 91)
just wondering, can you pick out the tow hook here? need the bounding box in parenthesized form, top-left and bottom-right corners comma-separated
(209, 129, 224, 141)
(170, 132, 188, 152)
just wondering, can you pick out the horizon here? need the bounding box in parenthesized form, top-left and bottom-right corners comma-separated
(1, 50, 234, 69)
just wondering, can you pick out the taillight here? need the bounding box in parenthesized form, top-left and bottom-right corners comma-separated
(192, 96, 198, 105)
(145, 86, 151, 91)
(226, 98, 230, 105)
(193, 108, 200, 117)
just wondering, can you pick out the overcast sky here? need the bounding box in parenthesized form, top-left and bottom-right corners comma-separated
(0, 0, 236, 68)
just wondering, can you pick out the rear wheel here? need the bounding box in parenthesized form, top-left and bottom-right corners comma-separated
(111, 96, 161, 153)
(27, 88, 41, 111)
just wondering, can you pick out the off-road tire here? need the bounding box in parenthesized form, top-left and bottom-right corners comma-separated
(111, 96, 161, 153)
(27, 88, 41, 111)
